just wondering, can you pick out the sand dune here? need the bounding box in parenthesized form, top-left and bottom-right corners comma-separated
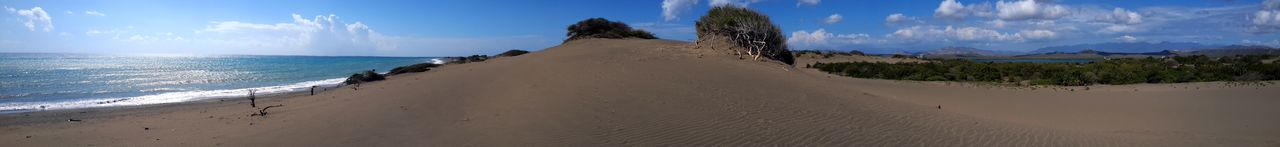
(2, 39, 1277, 146)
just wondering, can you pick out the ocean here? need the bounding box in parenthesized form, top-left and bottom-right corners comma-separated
(0, 53, 440, 113)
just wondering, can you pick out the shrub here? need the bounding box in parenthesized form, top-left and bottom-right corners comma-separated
(849, 50, 865, 56)
(565, 18, 657, 42)
(695, 6, 794, 65)
(808, 55, 1280, 86)
(495, 49, 531, 57)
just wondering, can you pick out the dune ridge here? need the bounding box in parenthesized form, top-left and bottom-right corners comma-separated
(1, 39, 1277, 146)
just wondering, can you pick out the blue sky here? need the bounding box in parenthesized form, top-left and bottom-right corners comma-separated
(2, 0, 1278, 56)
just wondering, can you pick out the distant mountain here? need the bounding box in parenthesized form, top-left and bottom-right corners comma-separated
(1016, 49, 1179, 59)
(1031, 42, 1221, 53)
(921, 46, 1022, 58)
(1187, 45, 1280, 57)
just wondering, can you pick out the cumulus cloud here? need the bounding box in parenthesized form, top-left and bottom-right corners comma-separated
(1248, 0, 1280, 33)
(198, 14, 395, 51)
(662, 0, 698, 21)
(1256, 11, 1280, 25)
(84, 11, 105, 16)
(1105, 8, 1142, 25)
(1116, 35, 1140, 42)
(934, 0, 970, 19)
(995, 0, 1069, 20)
(886, 13, 920, 24)
(710, 0, 761, 7)
(824, 14, 843, 24)
(891, 25, 1053, 42)
(797, 0, 820, 6)
(8, 6, 54, 32)
(1253, 0, 1280, 26)
(787, 28, 874, 47)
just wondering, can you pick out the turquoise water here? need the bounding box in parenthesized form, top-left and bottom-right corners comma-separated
(971, 59, 1095, 63)
(0, 53, 439, 113)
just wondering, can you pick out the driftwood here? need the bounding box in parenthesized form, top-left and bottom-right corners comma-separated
(250, 104, 284, 116)
(248, 89, 258, 108)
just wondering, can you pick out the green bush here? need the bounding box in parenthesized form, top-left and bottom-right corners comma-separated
(565, 18, 657, 42)
(495, 49, 531, 57)
(696, 6, 794, 65)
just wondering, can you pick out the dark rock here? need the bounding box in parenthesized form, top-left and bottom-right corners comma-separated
(387, 63, 440, 76)
(344, 70, 385, 85)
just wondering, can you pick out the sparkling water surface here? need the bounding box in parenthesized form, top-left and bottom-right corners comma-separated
(0, 53, 438, 112)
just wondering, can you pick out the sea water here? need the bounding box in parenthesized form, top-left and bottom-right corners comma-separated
(0, 53, 441, 113)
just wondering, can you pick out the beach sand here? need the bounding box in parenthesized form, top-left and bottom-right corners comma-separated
(2, 39, 1277, 146)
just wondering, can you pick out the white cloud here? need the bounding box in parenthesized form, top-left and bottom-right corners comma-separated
(1099, 25, 1140, 34)
(797, 0, 820, 6)
(891, 25, 1049, 42)
(824, 14, 842, 24)
(886, 13, 920, 24)
(84, 11, 105, 16)
(1105, 8, 1142, 25)
(4, 6, 15, 12)
(1016, 29, 1056, 40)
(710, 0, 760, 7)
(64, 11, 72, 14)
(9, 6, 54, 32)
(198, 14, 395, 51)
(787, 28, 874, 47)
(1256, 10, 1280, 26)
(1249, 0, 1280, 33)
(345, 22, 368, 34)
(1242, 39, 1280, 47)
(1116, 35, 1140, 42)
(662, 0, 698, 21)
(934, 0, 969, 19)
(995, 0, 1069, 20)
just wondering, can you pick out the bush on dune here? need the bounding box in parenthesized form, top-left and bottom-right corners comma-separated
(809, 55, 1280, 86)
(695, 6, 794, 65)
(565, 18, 657, 42)
(495, 49, 531, 57)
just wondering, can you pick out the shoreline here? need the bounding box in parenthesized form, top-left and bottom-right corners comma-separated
(0, 79, 356, 126)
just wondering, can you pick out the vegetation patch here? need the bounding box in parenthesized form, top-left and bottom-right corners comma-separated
(565, 18, 657, 42)
(696, 6, 794, 65)
(810, 55, 1280, 86)
(344, 70, 386, 84)
(495, 49, 531, 57)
